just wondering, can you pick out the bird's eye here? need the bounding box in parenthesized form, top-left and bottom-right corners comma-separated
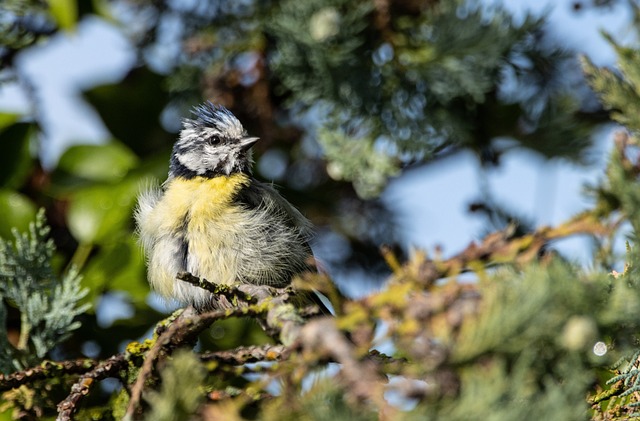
(207, 135, 221, 145)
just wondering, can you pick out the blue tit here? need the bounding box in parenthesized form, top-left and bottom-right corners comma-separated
(135, 102, 317, 311)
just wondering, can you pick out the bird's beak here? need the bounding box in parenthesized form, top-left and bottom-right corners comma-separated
(240, 137, 259, 151)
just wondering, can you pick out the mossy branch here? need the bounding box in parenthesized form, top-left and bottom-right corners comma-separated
(0, 359, 96, 392)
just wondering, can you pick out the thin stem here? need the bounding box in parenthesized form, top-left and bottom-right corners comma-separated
(68, 243, 93, 273)
(17, 310, 29, 351)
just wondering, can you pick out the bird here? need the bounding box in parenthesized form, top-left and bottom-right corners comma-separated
(135, 101, 321, 312)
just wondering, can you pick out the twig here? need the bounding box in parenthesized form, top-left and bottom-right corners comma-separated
(122, 278, 322, 419)
(56, 354, 128, 421)
(124, 305, 270, 419)
(199, 344, 286, 365)
(0, 359, 96, 392)
(125, 306, 198, 420)
(177, 272, 318, 344)
(209, 361, 279, 378)
(207, 388, 272, 402)
(382, 212, 612, 287)
(176, 272, 257, 307)
(295, 317, 387, 406)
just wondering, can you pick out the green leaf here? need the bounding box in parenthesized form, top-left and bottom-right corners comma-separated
(0, 113, 20, 130)
(48, 0, 78, 31)
(81, 237, 148, 306)
(90, 0, 113, 20)
(57, 141, 138, 182)
(83, 67, 173, 157)
(66, 179, 139, 244)
(0, 122, 34, 189)
(0, 190, 37, 239)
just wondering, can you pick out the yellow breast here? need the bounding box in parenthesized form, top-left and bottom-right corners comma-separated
(142, 173, 252, 294)
(157, 173, 250, 231)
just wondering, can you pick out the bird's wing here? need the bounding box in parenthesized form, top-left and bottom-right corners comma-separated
(236, 180, 314, 242)
(236, 180, 331, 315)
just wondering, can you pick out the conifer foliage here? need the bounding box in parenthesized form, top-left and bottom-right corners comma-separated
(0, 210, 88, 372)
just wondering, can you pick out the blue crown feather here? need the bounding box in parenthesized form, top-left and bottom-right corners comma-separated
(183, 101, 244, 134)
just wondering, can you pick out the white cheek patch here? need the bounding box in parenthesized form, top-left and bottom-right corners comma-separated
(178, 128, 200, 144)
(203, 147, 239, 175)
(177, 150, 210, 175)
(202, 150, 226, 169)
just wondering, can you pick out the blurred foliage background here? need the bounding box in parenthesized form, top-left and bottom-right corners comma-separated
(2, 0, 640, 419)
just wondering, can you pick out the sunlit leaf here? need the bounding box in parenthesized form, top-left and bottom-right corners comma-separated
(66, 179, 139, 244)
(90, 0, 113, 20)
(81, 237, 149, 306)
(48, 0, 78, 31)
(0, 190, 37, 239)
(0, 113, 20, 130)
(57, 141, 138, 182)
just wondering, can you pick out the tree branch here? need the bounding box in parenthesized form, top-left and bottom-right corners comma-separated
(176, 272, 257, 306)
(199, 344, 286, 365)
(382, 211, 612, 287)
(294, 317, 387, 407)
(0, 359, 96, 392)
(124, 305, 271, 419)
(56, 354, 129, 421)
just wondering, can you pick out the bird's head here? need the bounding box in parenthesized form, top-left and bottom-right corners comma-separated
(169, 102, 258, 178)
